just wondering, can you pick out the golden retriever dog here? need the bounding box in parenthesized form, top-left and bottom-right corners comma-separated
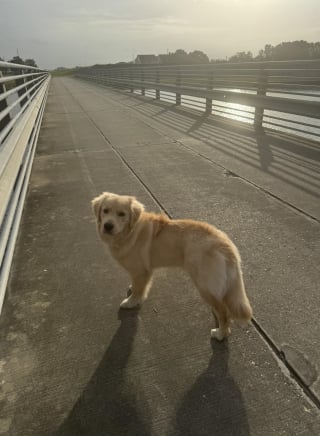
(92, 192, 252, 340)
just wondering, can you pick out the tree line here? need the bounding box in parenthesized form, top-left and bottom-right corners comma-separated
(160, 49, 209, 64)
(0, 55, 38, 67)
(228, 41, 320, 63)
(150, 41, 320, 65)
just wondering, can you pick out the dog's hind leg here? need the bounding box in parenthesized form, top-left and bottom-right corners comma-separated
(209, 296, 231, 341)
(223, 280, 252, 326)
(190, 254, 231, 340)
(120, 270, 152, 309)
(197, 287, 231, 341)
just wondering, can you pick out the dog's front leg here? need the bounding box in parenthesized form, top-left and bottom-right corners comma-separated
(120, 271, 152, 309)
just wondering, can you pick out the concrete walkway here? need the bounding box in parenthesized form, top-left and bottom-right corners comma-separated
(0, 77, 319, 435)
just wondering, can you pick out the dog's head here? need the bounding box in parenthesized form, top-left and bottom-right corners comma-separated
(91, 192, 144, 241)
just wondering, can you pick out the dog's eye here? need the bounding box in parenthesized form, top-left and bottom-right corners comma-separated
(103, 208, 109, 214)
(117, 211, 125, 217)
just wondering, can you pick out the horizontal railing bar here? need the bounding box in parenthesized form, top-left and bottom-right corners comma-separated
(82, 74, 318, 93)
(0, 75, 45, 103)
(87, 59, 320, 70)
(0, 106, 41, 263)
(268, 89, 320, 97)
(0, 60, 45, 71)
(0, 79, 49, 232)
(264, 113, 320, 129)
(0, 59, 50, 314)
(96, 77, 320, 118)
(213, 104, 254, 116)
(0, 80, 49, 313)
(0, 77, 48, 145)
(211, 105, 253, 116)
(211, 107, 254, 121)
(263, 120, 320, 137)
(0, 76, 46, 126)
(0, 72, 46, 84)
(87, 66, 320, 75)
(182, 100, 205, 107)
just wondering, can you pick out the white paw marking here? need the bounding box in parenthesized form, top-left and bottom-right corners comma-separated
(120, 295, 142, 309)
(211, 328, 225, 341)
(211, 327, 231, 341)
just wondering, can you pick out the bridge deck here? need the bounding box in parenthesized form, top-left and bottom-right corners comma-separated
(0, 77, 319, 435)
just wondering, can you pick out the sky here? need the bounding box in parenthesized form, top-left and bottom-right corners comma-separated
(1, 0, 320, 70)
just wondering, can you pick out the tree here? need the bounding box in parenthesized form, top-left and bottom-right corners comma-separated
(310, 42, 320, 58)
(9, 55, 24, 65)
(163, 49, 210, 65)
(171, 49, 189, 64)
(263, 44, 273, 60)
(228, 51, 253, 62)
(272, 41, 310, 60)
(252, 41, 320, 62)
(175, 49, 187, 56)
(188, 50, 209, 64)
(25, 58, 38, 67)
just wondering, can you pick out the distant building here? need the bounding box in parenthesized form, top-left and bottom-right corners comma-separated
(135, 55, 159, 65)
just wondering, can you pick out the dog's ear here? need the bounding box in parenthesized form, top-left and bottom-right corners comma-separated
(130, 197, 144, 229)
(91, 194, 104, 223)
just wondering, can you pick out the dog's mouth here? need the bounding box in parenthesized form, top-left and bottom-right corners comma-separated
(103, 228, 114, 235)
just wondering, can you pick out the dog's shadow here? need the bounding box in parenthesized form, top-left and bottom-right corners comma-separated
(56, 309, 151, 436)
(170, 340, 251, 436)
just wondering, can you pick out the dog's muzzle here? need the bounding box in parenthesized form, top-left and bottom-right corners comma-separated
(103, 221, 114, 234)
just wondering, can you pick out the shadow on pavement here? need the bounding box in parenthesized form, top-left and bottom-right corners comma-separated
(56, 309, 151, 436)
(171, 340, 251, 436)
(126, 93, 320, 200)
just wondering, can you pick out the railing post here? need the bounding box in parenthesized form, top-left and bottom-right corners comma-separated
(119, 70, 123, 89)
(107, 70, 112, 87)
(16, 66, 28, 108)
(94, 69, 98, 85)
(176, 67, 181, 105)
(156, 69, 160, 100)
(25, 72, 35, 98)
(141, 69, 145, 96)
(0, 72, 11, 132)
(205, 71, 214, 114)
(130, 69, 134, 93)
(254, 69, 268, 130)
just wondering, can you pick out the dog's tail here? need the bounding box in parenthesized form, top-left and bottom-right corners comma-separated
(224, 265, 253, 325)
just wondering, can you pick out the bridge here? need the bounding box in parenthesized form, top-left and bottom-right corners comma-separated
(0, 60, 320, 435)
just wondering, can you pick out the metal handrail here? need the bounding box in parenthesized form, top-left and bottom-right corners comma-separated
(0, 72, 45, 84)
(75, 60, 320, 139)
(0, 61, 50, 313)
(0, 75, 45, 102)
(0, 76, 47, 128)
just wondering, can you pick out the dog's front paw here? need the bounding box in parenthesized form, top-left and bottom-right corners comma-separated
(210, 327, 231, 341)
(120, 295, 142, 309)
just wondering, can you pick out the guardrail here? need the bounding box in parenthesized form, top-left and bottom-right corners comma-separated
(75, 60, 320, 140)
(0, 61, 50, 313)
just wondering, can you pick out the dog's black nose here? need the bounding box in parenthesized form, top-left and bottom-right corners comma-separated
(104, 221, 114, 233)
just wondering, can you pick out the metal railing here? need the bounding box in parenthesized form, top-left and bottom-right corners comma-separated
(0, 61, 50, 313)
(75, 60, 320, 140)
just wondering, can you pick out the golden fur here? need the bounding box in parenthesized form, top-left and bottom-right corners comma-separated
(92, 192, 253, 340)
